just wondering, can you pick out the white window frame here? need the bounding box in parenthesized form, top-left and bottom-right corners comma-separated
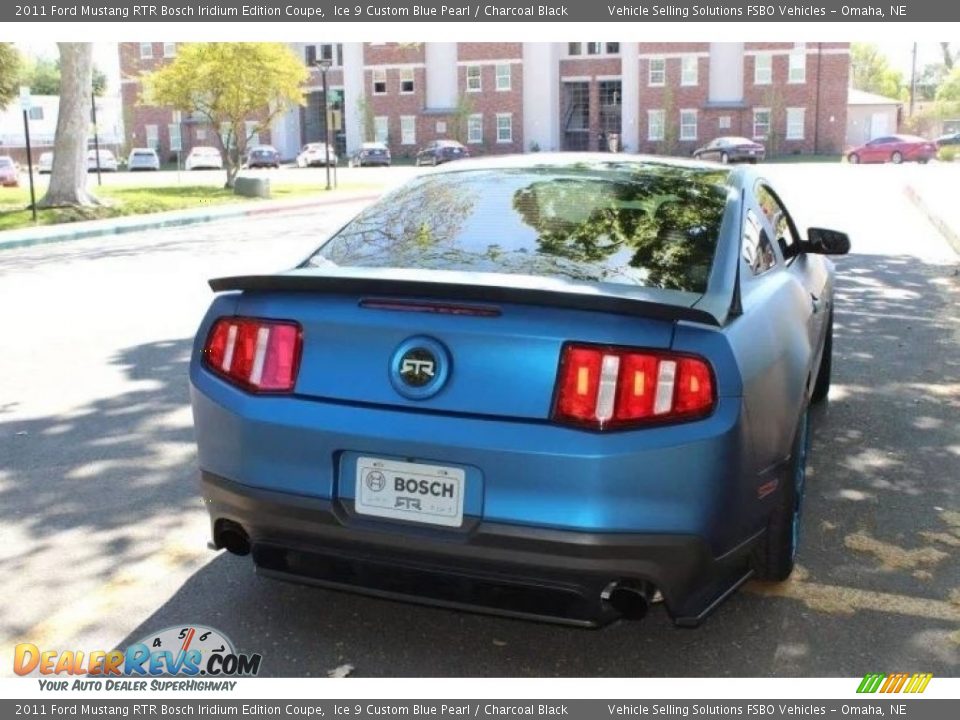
(648, 57, 666, 87)
(372, 68, 387, 95)
(496, 113, 513, 144)
(786, 107, 805, 140)
(754, 53, 772, 85)
(679, 109, 698, 141)
(718, 116, 731, 130)
(244, 120, 260, 147)
(373, 116, 388, 143)
(399, 68, 415, 95)
(400, 115, 416, 145)
(567, 42, 582, 56)
(788, 49, 806, 84)
(681, 56, 698, 86)
(139, 43, 153, 60)
(467, 113, 483, 144)
(466, 65, 482, 92)
(145, 124, 159, 149)
(753, 108, 771, 140)
(647, 109, 665, 141)
(163, 43, 176, 58)
(168, 123, 181, 152)
(495, 64, 511, 91)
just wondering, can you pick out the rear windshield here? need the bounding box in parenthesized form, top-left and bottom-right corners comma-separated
(133, 151, 154, 157)
(305, 163, 730, 292)
(0, 158, 12, 167)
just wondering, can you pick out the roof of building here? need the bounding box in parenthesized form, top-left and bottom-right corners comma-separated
(848, 88, 902, 107)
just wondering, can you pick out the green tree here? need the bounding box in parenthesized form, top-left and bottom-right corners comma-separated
(356, 95, 375, 142)
(144, 42, 307, 186)
(850, 43, 905, 100)
(450, 93, 474, 145)
(19, 56, 108, 96)
(0, 43, 21, 109)
(937, 66, 960, 102)
(658, 85, 678, 156)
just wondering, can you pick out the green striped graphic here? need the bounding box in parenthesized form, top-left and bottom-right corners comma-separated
(857, 673, 886, 693)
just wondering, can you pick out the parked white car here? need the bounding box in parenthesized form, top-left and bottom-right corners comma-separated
(87, 149, 118, 172)
(185, 146, 224, 171)
(296, 143, 338, 168)
(38, 151, 54, 174)
(127, 148, 161, 171)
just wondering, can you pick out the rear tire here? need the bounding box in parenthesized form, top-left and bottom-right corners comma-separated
(811, 311, 833, 404)
(753, 409, 810, 581)
(848, 153, 860, 164)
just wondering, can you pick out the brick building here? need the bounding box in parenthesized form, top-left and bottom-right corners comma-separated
(119, 42, 850, 162)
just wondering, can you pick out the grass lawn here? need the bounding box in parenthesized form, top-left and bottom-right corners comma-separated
(764, 153, 844, 164)
(0, 183, 377, 233)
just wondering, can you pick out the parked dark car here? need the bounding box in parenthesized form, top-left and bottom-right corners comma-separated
(415, 140, 469, 166)
(846, 135, 937, 164)
(245, 145, 281, 169)
(935, 132, 960, 148)
(348, 142, 391, 167)
(692, 137, 765, 164)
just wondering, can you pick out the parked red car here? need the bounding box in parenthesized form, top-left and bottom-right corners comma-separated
(846, 135, 937, 164)
(0, 156, 20, 187)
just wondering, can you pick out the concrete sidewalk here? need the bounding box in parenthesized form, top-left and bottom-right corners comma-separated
(0, 189, 381, 252)
(904, 164, 960, 256)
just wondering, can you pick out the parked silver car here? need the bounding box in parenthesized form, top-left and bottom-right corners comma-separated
(87, 149, 118, 172)
(127, 148, 161, 171)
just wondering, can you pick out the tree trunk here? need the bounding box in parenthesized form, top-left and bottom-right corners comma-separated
(38, 43, 99, 208)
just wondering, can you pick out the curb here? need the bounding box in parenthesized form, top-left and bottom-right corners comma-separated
(904, 184, 960, 257)
(0, 190, 382, 252)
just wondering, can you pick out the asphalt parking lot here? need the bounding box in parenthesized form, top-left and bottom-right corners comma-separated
(0, 162, 957, 677)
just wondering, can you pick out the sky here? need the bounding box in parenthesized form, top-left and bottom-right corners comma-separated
(11, 41, 954, 98)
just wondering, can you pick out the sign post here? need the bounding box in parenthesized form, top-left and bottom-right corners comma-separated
(20, 86, 37, 222)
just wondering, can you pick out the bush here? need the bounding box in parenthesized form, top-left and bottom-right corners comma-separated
(937, 146, 958, 162)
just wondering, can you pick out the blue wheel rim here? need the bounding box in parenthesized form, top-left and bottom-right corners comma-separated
(790, 412, 810, 560)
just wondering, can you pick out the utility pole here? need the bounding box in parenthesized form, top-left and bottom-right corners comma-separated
(91, 90, 102, 186)
(909, 42, 918, 118)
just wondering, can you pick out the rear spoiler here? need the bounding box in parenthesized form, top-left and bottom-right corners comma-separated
(209, 270, 725, 327)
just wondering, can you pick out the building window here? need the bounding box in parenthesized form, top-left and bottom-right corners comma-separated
(400, 68, 415, 94)
(754, 53, 772, 84)
(568, 43, 582, 56)
(139, 43, 153, 60)
(400, 115, 416, 144)
(28, 106, 43, 120)
(718, 116, 731, 130)
(753, 108, 771, 139)
(372, 69, 387, 95)
(495, 64, 511, 91)
(168, 123, 181, 152)
(163, 43, 176, 58)
(467, 114, 483, 144)
(648, 58, 666, 86)
(680, 110, 698, 141)
(466, 65, 481, 92)
(374, 116, 388, 143)
(789, 49, 806, 83)
(606, 43, 620, 54)
(681, 56, 698, 86)
(145, 124, 159, 150)
(647, 109, 665, 141)
(317, 44, 342, 66)
(586, 43, 603, 55)
(196, 128, 207, 141)
(496, 113, 512, 143)
(245, 120, 260, 147)
(786, 107, 805, 140)
(305, 46, 316, 65)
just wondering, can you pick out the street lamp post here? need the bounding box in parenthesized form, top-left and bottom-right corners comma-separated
(313, 58, 333, 191)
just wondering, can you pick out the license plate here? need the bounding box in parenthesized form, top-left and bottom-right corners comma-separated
(355, 457, 464, 527)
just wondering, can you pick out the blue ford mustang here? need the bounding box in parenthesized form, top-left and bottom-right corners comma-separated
(190, 155, 849, 627)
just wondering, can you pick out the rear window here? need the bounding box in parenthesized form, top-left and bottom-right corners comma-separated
(133, 151, 154, 157)
(305, 163, 730, 292)
(0, 158, 13, 167)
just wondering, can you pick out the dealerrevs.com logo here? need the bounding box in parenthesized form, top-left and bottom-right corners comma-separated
(14, 625, 262, 688)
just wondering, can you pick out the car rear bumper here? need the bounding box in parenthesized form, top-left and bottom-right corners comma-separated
(202, 470, 758, 627)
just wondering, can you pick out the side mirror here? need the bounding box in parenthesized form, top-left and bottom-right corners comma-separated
(804, 227, 850, 255)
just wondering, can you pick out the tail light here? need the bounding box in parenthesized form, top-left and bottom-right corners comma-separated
(203, 317, 302, 393)
(553, 344, 715, 430)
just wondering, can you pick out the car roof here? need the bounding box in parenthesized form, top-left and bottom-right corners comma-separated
(361, 142, 387, 148)
(716, 136, 755, 144)
(190, 146, 220, 152)
(130, 147, 156, 153)
(250, 145, 278, 151)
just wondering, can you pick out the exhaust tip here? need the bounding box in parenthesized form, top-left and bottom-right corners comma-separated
(215, 520, 251, 556)
(602, 581, 654, 621)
